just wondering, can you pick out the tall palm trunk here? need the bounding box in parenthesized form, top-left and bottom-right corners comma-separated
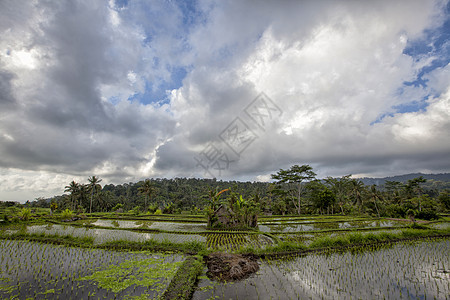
(372, 195, 380, 217)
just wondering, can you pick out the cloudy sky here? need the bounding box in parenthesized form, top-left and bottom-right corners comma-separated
(1, 0, 449, 202)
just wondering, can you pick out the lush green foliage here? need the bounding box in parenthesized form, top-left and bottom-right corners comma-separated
(206, 188, 260, 229)
(18, 208, 31, 221)
(14, 170, 449, 220)
(60, 208, 73, 219)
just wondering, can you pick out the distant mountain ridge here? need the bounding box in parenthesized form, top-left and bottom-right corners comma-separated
(356, 173, 450, 186)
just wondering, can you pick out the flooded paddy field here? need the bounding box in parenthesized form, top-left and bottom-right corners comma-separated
(0, 215, 448, 299)
(7, 224, 207, 245)
(90, 219, 207, 232)
(2, 215, 448, 251)
(193, 239, 450, 300)
(258, 218, 408, 233)
(0, 239, 184, 299)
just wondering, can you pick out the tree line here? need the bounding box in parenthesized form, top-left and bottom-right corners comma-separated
(25, 165, 449, 219)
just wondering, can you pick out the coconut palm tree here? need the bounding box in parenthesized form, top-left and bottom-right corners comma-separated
(138, 179, 157, 212)
(87, 176, 102, 214)
(369, 185, 382, 218)
(350, 179, 365, 213)
(77, 184, 89, 211)
(64, 181, 79, 210)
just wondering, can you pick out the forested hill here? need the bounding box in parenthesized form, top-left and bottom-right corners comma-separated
(358, 173, 450, 186)
(25, 172, 450, 213)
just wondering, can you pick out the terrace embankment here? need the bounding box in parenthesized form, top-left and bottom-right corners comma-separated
(259, 233, 450, 259)
(162, 256, 203, 300)
(205, 253, 259, 281)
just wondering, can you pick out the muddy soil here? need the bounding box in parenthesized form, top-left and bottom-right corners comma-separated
(205, 253, 259, 281)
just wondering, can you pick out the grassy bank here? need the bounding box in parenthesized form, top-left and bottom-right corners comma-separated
(161, 256, 204, 300)
(252, 227, 450, 258)
(0, 230, 207, 255)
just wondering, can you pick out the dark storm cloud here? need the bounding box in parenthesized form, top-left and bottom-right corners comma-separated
(0, 0, 176, 176)
(0, 0, 449, 202)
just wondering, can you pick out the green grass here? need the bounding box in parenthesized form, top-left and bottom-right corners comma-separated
(161, 256, 204, 300)
(308, 227, 450, 250)
(0, 230, 206, 255)
(263, 241, 308, 253)
(236, 226, 450, 257)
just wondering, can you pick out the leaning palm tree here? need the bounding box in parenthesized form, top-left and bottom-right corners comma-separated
(138, 179, 157, 212)
(87, 176, 102, 214)
(350, 179, 365, 213)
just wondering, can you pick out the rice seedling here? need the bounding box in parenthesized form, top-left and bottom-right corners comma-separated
(0, 239, 185, 299)
(205, 233, 274, 251)
(0, 215, 448, 299)
(193, 239, 449, 299)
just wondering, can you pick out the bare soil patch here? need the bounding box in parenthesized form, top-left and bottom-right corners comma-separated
(205, 253, 259, 281)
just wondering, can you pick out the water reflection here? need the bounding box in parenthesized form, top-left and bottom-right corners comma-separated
(23, 224, 206, 244)
(259, 219, 405, 233)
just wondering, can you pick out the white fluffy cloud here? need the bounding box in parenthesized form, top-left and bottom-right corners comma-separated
(0, 0, 449, 201)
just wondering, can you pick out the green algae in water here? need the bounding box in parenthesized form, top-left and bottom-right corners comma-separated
(0, 239, 185, 299)
(42, 288, 55, 294)
(78, 255, 182, 294)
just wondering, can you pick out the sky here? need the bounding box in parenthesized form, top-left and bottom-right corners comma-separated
(1, 0, 449, 202)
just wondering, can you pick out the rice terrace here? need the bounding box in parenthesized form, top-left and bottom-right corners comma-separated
(0, 167, 449, 299)
(3, 0, 450, 298)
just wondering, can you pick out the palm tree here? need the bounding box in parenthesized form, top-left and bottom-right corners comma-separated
(88, 176, 102, 214)
(78, 184, 89, 211)
(350, 179, 365, 213)
(138, 179, 157, 212)
(96, 191, 113, 212)
(406, 177, 427, 211)
(325, 175, 352, 214)
(369, 185, 382, 218)
(64, 181, 79, 210)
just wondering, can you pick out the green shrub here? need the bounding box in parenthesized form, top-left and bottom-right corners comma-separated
(163, 203, 174, 214)
(147, 203, 158, 213)
(131, 206, 141, 215)
(1, 214, 8, 223)
(61, 209, 74, 220)
(154, 209, 162, 215)
(111, 203, 123, 212)
(19, 208, 31, 221)
(437, 190, 450, 210)
(50, 202, 58, 214)
(384, 204, 407, 218)
(415, 209, 439, 220)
